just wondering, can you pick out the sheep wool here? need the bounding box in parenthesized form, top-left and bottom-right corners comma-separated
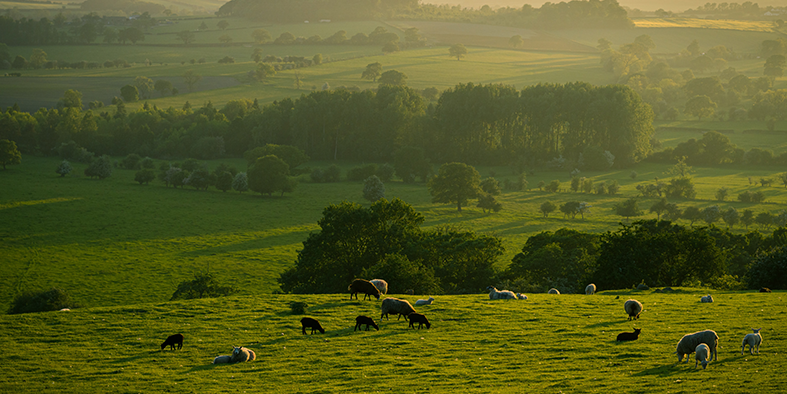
(516, 293, 528, 300)
(695, 344, 710, 369)
(380, 297, 417, 320)
(741, 328, 763, 355)
(370, 279, 388, 295)
(213, 355, 232, 364)
(585, 283, 596, 295)
(231, 346, 256, 363)
(675, 330, 719, 364)
(701, 294, 714, 303)
(624, 299, 643, 320)
(548, 288, 560, 295)
(487, 286, 517, 300)
(415, 297, 435, 306)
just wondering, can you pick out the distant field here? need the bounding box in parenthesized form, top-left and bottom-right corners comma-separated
(632, 18, 777, 32)
(654, 121, 787, 154)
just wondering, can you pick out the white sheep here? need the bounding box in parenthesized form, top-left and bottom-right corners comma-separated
(675, 330, 719, 364)
(371, 279, 388, 295)
(380, 297, 417, 320)
(548, 288, 560, 295)
(741, 328, 763, 355)
(213, 355, 232, 364)
(585, 283, 596, 295)
(516, 293, 528, 300)
(624, 299, 643, 320)
(486, 286, 517, 300)
(414, 297, 434, 306)
(701, 294, 714, 303)
(695, 343, 710, 369)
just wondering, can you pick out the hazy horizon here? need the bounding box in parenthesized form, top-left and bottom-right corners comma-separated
(432, 0, 784, 13)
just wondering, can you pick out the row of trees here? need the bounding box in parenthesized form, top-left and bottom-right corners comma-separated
(650, 130, 787, 166)
(0, 12, 154, 46)
(0, 81, 654, 168)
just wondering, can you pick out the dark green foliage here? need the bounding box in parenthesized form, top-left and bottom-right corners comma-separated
(170, 273, 237, 300)
(665, 177, 696, 199)
(310, 165, 341, 183)
(560, 201, 581, 218)
(393, 146, 430, 183)
(55, 160, 72, 177)
(360, 254, 439, 295)
(215, 171, 233, 192)
(0, 139, 22, 169)
(480, 178, 501, 195)
(8, 287, 76, 314)
(581, 146, 614, 170)
(121, 153, 142, 170)
(120, 84, 139, 102)
(244, 144, 309, 171)
(544, 180, 560, 192)
(747, 245, 787, 290)
(539, 201, 557, 217)
(84, 155, 112, 179)
(134, 168, 155, 185)
(248, 155, 290, 196)
(184, 166, 214, 190)
(428, 162, 481, 211)
(614, 197, 642, 220)
(476, 193, 502, 213)
(376, 163, 395, 182)
(56, 141, 93, 163)
(289, 301, 308, 314)
(347, 164, 378, 182)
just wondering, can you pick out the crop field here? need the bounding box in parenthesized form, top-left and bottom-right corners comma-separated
(632, 18, 777, 32)
(2, 156, 787, 313)
(0, 290, 784, 392)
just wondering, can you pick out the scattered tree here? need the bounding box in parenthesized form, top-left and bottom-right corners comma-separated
(363, 175, 385, 202)
(120, 84, 139, 102)
(0, 139, 22, 169)
(183, 70, 202, 92)
(449, 44, 468, 60)
(55, 160, 72, 177)
(428, 162, 481, 211)
(177, 30, 196, 45)
(378, 70, 407, 86)
(362, 62, 383, 82)
(614, 198, 642, 221)
(540, 201, 557, 217)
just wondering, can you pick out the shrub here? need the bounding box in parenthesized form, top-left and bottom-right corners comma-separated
(120, 153, 142, 170)
(218, 56, 235, 64)
(347, 164, 378, 182)
(289, 301, 308, 314)
(170, 273, 237, 300)
(139, 156, 155, 169)
(360, 253, 440, 295)
(57, 141, 93, 163)
(232, 172, 248, 192)
(480, 178, 501, 195)
(477, 193, 502, 213)
(363, 175, 385, 202)
(134, 168, 155, 185)
(544, 180, 560, 192)
(55, 160, 72, 177)
(84, 155, 112, 179)
(8, 287, 76, 314)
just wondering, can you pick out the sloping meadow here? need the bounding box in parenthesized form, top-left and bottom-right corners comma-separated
(0, 290, 783, 392)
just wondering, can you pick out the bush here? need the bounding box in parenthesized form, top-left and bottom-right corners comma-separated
(170, 273, 237, 300)
(57, 141, 93, 163)
(232, 172, 248, 192)
(55, 160, 72, 177)
(289, 301, 308, 314)
(121, 153, 142, 170)
(480, 178, 501, 195)
(544, 180, 560, 192)
(746, 245, 787, 290)
(363, 175, 385, 202)
(84, 155, 113, 179)
(8, 287, 76, 314)
(134, 168, 155, 184)
(347, 164, 378, 182)
(139, 156, 155, 169)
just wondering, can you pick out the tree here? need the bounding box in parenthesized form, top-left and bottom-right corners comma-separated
(665, 177, 696, 199)
(0, 139, 22, 169)
(428, 162, 481, 211)
(177, 30, 196, 45)
(120, 85, 139, 102)
(183, 70, 202, 92)
(218, 56, 235, 64)
(214, 171, 233, 192)
(57, 89, 83, 109)
(12, 55, 26, 69)
(84, 155, 112, 179)
(476, 193, 502, 213)
(480, 178, 501, 195)
(232, 172, 248, 192)
(682, 206, 702, 226)
(103, 28, 118, 44)
(684, 95, 716, 120)
(540, 201, 557, 217)
(560, 201, 581, 219)
(702, 205, 722, 226)
(119, 27, 144, 44)
(252, 28, 272, 44)
(614, 198, 642, 221)
(248, 155, 290, 196)
(217, 20, 230, 30)
(687, 39, 701, 56)
(449, 44, 468, 60)
(362, 62, 383, 82)
(755, 212, 774, 229)
(363, 175, 385, 202)
(29, 48, 47, 69)
(716, 187, 729, 201)
(171, 272, 237, 300)
(134, 76, 154, 99)
(382, 41, 399, 54)
(722, 207, 740, 228)
(154, 79, 173, 97)
(251, 62, 276, 82)
(378, 70, 407, 86)
(198, 21, 209, 31)
(509, 35, 524, 48)
(312, 53, 323, 66)
(56, 160, 72, 177)
(135, 168, 155, 185)
(8, 287, 76, 314)
(393, 146, 431, 183)
(764, 54, 786, 78)
(649, 198, 669, 220)
(747, 245, 787, 290)
(219, 34, 233, 45)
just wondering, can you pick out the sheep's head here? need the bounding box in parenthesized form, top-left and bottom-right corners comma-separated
(633, 328, 641, 335)
(374, 293, 380, 300)
(752, 328, 761, 334)
(700, 360, 708, 369)
(232, 346, 241, 356)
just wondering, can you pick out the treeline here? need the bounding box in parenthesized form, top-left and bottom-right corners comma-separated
(0, 82, 654, 168)
(0, 12, 154, 46)
(279, 198, 787, 295)
(218, 0, 633, 29)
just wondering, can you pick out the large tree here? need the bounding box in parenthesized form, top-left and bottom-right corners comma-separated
(183, 70, 202, 92)
(449, 43, 468, 60)
(247, 154, 290, 196)
(0, 139, 22, 169)
(377, 70, 407, 86)
(252, 28, 272, 44)
(177, 30, 196, 45)
(428, 162, 481, 211)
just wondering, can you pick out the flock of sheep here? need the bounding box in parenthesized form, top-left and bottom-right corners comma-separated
(158, 280, 766, 369)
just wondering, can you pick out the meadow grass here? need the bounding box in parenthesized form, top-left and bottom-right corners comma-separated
(632, 18, 777, 32)
(2, 156, 786, 313)
(0, 290, 783, 392)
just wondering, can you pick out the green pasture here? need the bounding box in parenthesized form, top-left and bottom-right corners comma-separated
(2, 156, 787, 312)
(0, 290, 784, 392)
(632, 18, 776, 32)
(654, 121, 787, 153)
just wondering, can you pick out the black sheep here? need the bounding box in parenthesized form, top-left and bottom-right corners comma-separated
(407, 313, 431, 329)
(160, 333, 184, 350)
(301, 317, 325, 334)
(354, 315, 379, 331)
(348, 279, 380, 301)
(616, 328, 641, 341)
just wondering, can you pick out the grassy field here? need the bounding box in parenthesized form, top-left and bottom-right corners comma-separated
(632, 18, 777, 32)
(2, 156, 787, 313)
(0, 290, 784, 392)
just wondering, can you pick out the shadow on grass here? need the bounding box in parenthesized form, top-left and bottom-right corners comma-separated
(111, 349, 162, 363)
(632, 364, 683, 377)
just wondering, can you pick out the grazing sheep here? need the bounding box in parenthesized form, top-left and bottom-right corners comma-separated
(585, 283, 596, 295)
(616, 328, 641, 342)
(624, 299, 643, 321)
(695, 344, 710, 369)
(675, 330, 719, 364)
(516, 293, 528, 300)
(407, 313, 431, 329)
(741, 328, 763, 355)
(160, 333, 184, 350)
(415, 297, 435, 306)
(213, 355, 232, 364)
(301, 317, 325, 334)
(548, 288, 560, 295)
(348, 279, 381, 301)
(380, 297, 417, 321)
(354, 315, 379, 331)
(486, 286, 517, 300)
(760, 287, 772, 293)
(370, 279, 388, 295)
(701, 294, 714, 303)
(231, 346, 256, 363)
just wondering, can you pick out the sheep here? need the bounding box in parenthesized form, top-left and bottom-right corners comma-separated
(380, 297, 417, 321)
(301, 317, 325, 334)
(695, 344, 710, 369)
(741, 328, 763, 355)
(213, 355, 232, 364)
(415, 297, 435, 306)
(548, 288, 560, 295)
(701, 294, 714, 303)
(516, 293, 528, 300)
(585, 283, 596, 295)
(675, 330, 719, 364)
(231, 346, 256, 363)
(407, 313, 431, 329)
(624, 299, 643, 321)
(616, 328, 641, 342)
(486, 286, 517, 300)
(348, 279, 381, 301)
(354, 315, 379, 331)
(370, 279, 388, 295)
(160, 333, 184, 350)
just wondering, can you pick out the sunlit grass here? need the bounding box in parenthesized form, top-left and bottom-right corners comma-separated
(632, 18, 776, 32)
